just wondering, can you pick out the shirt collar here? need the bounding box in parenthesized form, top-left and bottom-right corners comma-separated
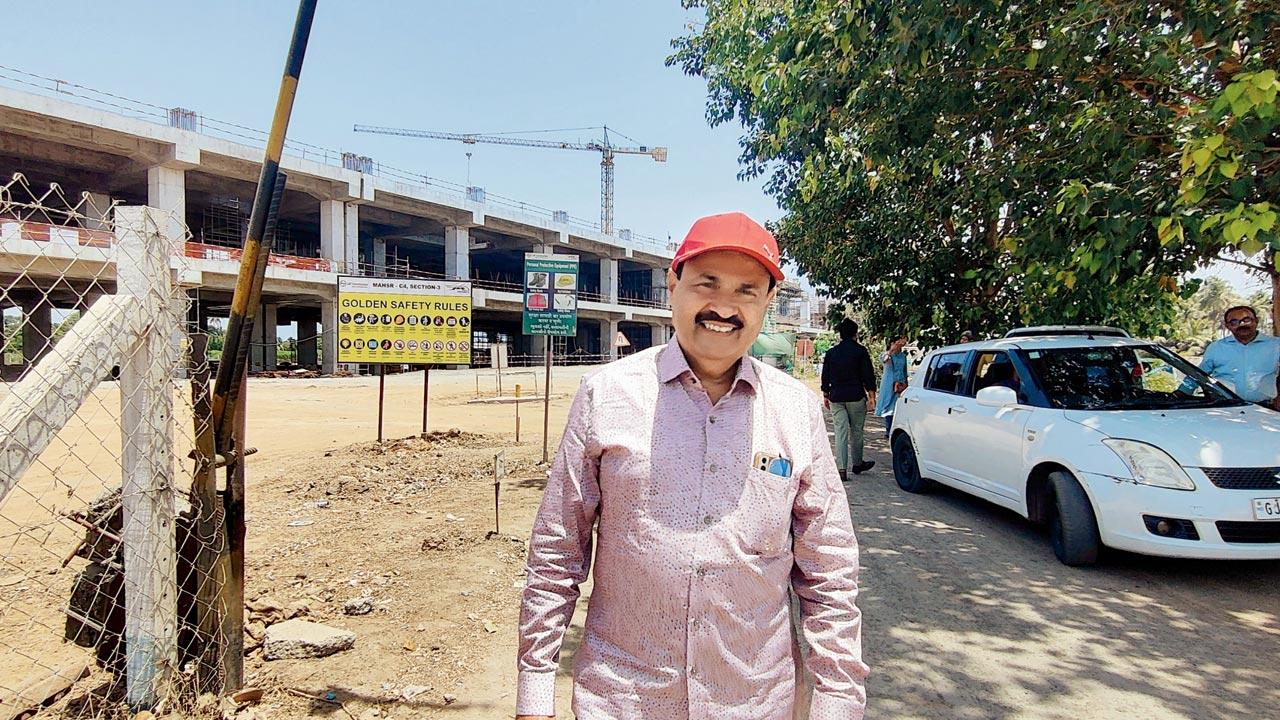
(658, 335, 760, 393)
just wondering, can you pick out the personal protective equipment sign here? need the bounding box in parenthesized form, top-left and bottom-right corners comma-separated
(522, 253, 578, 337)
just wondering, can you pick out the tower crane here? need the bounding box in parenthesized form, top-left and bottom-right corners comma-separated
(352, 124, 666, 236)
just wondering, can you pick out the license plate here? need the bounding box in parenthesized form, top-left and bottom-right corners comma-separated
(1253, 497, 1280, 520)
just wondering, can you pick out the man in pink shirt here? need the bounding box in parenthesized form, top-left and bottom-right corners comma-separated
(516, 212, 868, 720)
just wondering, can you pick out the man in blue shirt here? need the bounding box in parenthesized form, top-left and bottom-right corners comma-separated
(1200, 305, 1280, 410)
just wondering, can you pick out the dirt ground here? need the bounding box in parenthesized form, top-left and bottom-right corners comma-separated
(4, 366, 1280, 719)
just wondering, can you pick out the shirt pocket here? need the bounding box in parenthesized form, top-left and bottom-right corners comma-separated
(735, 467, 799, 556)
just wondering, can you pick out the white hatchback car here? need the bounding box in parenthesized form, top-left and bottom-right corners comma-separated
(890, 334, 1280, 565)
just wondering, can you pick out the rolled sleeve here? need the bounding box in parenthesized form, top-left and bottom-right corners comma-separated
(790, 397, 869, 713)
(515, 670, 558, 716)
(516, 381, 601, 716)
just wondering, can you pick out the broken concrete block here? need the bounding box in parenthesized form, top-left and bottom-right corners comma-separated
(263, 619, 355, 660)
(343, 597, 373, 616)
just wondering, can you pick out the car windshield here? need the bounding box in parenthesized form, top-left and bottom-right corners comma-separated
(1021, 344, 1247, 410)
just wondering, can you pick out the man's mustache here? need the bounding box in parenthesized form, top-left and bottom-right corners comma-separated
(695, 311, 744, 329)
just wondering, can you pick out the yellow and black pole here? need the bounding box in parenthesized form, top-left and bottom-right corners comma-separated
(202, 0, 317, 693)
(212, 0, 318, 447)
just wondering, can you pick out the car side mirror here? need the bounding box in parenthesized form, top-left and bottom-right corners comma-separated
(976, 385, 1018, 408)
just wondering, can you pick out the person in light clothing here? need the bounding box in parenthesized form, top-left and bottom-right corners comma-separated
(1200, 305, 1280, 410)
(875, 334, 909, 436)
(516, 212, 868, 720)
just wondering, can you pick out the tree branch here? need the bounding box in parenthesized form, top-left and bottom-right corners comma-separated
(1215, 254, 1271, 274)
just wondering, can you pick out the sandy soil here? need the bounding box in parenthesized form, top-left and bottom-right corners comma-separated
(4, 367, 1280, 719)
(0, 366, 587, 718)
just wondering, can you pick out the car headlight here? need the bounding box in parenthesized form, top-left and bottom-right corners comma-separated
(1101, 439, 1196, 491)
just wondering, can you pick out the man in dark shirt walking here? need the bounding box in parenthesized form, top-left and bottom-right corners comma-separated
(820, 319, 878, 481)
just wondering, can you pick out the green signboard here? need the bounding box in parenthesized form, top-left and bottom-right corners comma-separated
(522, 252, 578, 336)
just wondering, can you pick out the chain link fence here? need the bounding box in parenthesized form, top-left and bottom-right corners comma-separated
(0, 174, 232, 718)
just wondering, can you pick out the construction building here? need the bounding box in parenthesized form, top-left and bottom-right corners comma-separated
(0, 75, 675, 377)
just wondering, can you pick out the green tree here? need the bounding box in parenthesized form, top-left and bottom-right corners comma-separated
(52, 311, 80, 344)
(1169, 53, 1279, 333)
(671, 1, 1276, 346)
(2, 314, 21, 363)
(205, 319, 226, 360)
(1246, 288, 1274, 330)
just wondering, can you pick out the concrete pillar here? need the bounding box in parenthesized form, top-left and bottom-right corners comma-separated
(373, 238, 387, 275)
(344, 204, 360, 272)
(601, 318, 620, 361)
(652, 324, 668, 346)
(21, 299, 53, 366)
(321, 300, 338, 375)
(298, 313, 319, 369)
(250, 302, 278, 372)
(147, 165, 186, 252)
(530, 334, 547, 361)
(533, 244, 555, 255)
(601, 258, 619, 304)
(84, 192, 112, 231)
(320, 200, 345, 268)
(445, 226, 470, 280)
(652, 267, 669, 305)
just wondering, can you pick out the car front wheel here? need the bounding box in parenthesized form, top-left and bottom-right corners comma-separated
(1047, 470, 1100, 566)
(891, 432, 931, 494)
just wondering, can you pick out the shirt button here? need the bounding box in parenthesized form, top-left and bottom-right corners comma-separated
(695, 567, 707, 578)
(708, 416, 717, 424)
(708, 463, 718, 473)
(702, 514, 713, 526)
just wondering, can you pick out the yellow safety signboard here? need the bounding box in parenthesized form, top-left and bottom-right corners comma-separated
(337, 276, 472, 364)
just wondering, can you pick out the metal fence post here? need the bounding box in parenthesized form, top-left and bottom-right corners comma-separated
(115, 206, 179, 709)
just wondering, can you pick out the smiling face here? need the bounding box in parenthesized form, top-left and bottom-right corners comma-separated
(668, 250, 776, 374)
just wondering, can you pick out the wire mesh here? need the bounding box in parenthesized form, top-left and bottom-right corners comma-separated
(0, 174, 228, 718)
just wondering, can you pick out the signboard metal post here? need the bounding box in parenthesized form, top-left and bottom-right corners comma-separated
(543, 340, 552, 462)
(377, 364, 386, 443)
(422, 367, 430, 437)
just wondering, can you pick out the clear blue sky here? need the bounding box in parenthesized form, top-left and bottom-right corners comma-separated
(3, 1, 778, 247)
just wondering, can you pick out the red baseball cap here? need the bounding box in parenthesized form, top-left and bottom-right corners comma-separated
(671, 212, 784, 282)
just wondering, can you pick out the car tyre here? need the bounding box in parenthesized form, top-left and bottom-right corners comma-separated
(891, 432, 931, 494)
(1047, 470, 1100, 566)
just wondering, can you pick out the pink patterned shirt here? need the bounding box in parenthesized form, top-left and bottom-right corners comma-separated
(517, 338, 868, 719)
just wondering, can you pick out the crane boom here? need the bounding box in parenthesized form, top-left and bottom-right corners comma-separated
(352, 123, 667, 233)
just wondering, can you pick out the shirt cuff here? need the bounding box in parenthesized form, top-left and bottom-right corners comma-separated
(515, 670, 557, 716)
(809, 689, 866, 720)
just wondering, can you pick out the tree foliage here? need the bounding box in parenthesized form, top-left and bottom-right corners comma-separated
(671, 0, 1279, 346)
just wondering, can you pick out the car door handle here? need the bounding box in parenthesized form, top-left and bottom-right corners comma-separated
(948, 406, 967, 415)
